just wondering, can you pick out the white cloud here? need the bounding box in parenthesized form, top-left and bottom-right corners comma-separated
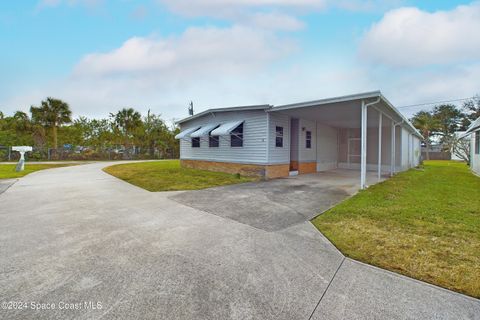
(247, 12, 305, 31)
(157, 0, 326, 17)
(360, 2, 480, 66)
(73, 25, 295, 78)
(157, 0, 404, 18)
(4, 25, 296, 119)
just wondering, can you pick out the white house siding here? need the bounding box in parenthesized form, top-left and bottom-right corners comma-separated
(400, 127, 410, 170)
(412, 135, 421, 167)
(471, 130, 480, 175)
(268, 113, 290, 164)
(179, 110, 268, 164)
(315, 123, 337, 171)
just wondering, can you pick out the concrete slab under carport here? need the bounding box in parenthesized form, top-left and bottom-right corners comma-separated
(170, 169, 387, 232)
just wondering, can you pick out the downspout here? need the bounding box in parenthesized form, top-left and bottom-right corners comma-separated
(266, 112, 270, 178)
(360, 97, 381, 189)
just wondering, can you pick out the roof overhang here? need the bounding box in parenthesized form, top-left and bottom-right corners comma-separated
(270, 91, 423, 139)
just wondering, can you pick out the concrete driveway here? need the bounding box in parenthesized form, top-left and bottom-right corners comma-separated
(171, 169, 381, 231)
(0, 162, 478, 320)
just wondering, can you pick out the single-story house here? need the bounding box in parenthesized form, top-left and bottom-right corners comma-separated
(465, 117, 480, 175)
(175, 91, 422, 189)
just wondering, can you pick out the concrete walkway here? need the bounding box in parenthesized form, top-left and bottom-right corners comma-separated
(0, 163, 478, 320)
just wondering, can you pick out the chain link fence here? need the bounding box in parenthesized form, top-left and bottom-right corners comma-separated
(0, 145, 178, 162)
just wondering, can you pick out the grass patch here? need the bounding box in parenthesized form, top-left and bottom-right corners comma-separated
(0, 163, 77, 179)
(103, 160, 257, 191)
(312, 161, 480, 298)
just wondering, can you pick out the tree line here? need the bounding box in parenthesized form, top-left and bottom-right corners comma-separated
(0, 98, 180, 161)
(411, 96, 480, 163)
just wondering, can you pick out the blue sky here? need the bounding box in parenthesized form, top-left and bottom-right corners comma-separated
(1, 0, 479, 121)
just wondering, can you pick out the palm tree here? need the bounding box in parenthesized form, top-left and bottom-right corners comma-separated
(30, 98, 72, 150)
(110, 108, 142, 158)
(13, 111, 31, 132)
(411, 111, 439, 160)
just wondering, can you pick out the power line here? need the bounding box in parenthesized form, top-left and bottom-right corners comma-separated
(397, 97, 475, 109)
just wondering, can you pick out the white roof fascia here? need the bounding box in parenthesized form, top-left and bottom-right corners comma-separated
(210, 120, 244, 136)
(174, 126, 201, 139)
(190, 123, 219, 138)
(270, 91, 381, 112)
(378, 93, 423, 139)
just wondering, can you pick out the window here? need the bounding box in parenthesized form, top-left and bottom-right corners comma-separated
(231, 123, 244, 147)
(275, 126, 283, 148)
(476, 131, 480, 155)
(306, 131, 312, 149)
(209, 135, 219, 148)
(191, 137, 200, 148)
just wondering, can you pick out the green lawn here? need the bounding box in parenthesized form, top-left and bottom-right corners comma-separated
(312, 161, 480, 298)
(103, 160, 257, 191)
(0, 163, 76, 179)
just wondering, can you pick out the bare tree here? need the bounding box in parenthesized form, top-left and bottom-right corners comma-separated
(452, 134, 471, 164)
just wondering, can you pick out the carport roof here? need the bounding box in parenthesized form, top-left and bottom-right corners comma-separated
(270, 91, 422, 139)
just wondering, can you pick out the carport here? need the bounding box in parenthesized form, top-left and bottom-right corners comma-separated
(270, 92, 422, 189)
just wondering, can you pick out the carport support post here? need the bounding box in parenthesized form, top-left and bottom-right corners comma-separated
(360, 100, 367, 189)
(378, 112, 382, 181)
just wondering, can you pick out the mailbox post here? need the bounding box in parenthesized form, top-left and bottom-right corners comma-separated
(12, 146, 33, 172)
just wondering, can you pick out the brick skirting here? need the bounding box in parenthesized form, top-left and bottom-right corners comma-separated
(180, 159, 290, 179)
(298, 162, 317, 174)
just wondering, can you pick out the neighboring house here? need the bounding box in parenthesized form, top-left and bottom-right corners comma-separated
(464, 117, 480, 175)
(175, 91, 422, 189)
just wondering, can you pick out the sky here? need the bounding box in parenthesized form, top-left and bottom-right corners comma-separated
(0, 0, 479, 122)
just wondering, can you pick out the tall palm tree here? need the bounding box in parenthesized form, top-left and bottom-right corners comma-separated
(411, 111, 439, 160)
(31, 98, 72, 150)
(110, 108, 142, 158)
(13, 111, 30, 132)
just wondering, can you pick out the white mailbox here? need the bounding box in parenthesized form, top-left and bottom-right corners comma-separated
(12, 146, 33, 172)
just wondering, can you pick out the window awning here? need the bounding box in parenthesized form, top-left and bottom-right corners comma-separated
(175, 126, 201, 139)
(211, 120, 244, 136)
(190, 123, 219, 138)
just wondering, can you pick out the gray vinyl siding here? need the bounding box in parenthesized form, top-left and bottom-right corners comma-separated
(179, 110, 268, 164)
(268, 113, 290, 164)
